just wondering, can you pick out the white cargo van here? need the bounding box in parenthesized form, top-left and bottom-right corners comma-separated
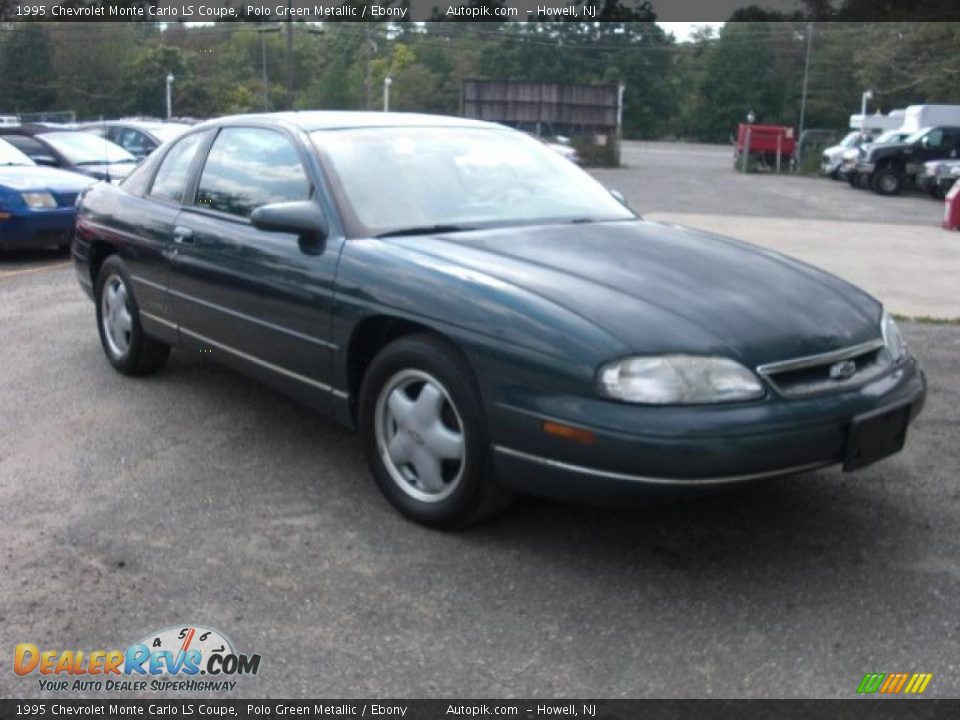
(848, 110, 905, 134)
(901, 105, 960, 133)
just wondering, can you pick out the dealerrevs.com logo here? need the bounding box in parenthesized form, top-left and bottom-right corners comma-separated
(14, 625, 261, 693)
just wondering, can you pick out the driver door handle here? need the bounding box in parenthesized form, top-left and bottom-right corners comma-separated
(172, 226, 194, 245)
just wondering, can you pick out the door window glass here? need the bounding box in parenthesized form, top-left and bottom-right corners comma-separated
(149, 131, 209, 204)
(925, 129, 945, 148)
(195, 128, 310, 218)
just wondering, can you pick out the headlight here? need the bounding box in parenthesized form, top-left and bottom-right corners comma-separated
(597, 355, 765, 404)
(21, 192, 57, 209)
(881, 311, 906, 362)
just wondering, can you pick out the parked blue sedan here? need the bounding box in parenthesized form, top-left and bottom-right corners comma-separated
(0, 138, 95, 250)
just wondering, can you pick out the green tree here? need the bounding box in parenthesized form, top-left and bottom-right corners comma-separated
(119, 44, 191, 117)
(689, 22, 784, 141)
(0, 24, 58, 114)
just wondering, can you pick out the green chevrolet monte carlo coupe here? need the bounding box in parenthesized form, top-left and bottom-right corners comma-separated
(72, 112, 926, 528)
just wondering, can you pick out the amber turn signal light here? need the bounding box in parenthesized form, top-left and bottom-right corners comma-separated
(542, 421, 595, 445)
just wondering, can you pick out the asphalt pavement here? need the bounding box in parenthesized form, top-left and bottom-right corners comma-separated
(593, 142, 959, 319)
(2, 143, 959, 699)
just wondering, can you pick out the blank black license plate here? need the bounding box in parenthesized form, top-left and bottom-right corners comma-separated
(843, 402, 912, 471)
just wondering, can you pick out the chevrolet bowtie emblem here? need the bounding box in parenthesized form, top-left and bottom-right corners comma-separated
(829, 359, 857, 380)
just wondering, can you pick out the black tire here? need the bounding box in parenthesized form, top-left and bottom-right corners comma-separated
(95, 255, 170, 376)
(847, 172, 860, 188)
(358, 333, 511, 529)
(871, 166, 904, 196)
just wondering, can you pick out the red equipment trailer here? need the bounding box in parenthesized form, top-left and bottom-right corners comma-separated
(734, 123, 796, 171)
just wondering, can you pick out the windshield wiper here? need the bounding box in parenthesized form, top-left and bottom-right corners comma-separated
(376, 224, 476, 238)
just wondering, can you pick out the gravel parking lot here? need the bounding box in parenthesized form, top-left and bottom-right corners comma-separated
(2, 142, 959, 699)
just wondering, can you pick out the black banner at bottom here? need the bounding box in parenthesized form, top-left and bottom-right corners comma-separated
(0, 700, 958, 720)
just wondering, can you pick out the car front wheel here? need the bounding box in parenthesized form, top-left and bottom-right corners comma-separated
(358, 333, 511, 528)
(871, 166, 904, 196)
(95, 255, 169, 376)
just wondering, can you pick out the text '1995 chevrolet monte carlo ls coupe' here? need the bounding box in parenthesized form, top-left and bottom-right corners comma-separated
(72, 112, 926, 528)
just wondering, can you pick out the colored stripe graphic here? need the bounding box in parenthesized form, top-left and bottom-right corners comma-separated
(857, 672, 932, 694)
(857, 673, 886, 694)
(904, 673, 933, 694)
(880, 673, 909, 693)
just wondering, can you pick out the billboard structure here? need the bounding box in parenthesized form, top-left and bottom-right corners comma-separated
(461, 80, 622, 166)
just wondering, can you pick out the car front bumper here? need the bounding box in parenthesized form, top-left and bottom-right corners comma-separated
(486, 357, 926, 503)
(0, 208, 75, 250)
(838, 161, 857, 178)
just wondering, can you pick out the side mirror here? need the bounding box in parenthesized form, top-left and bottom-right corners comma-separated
(35, 155, 59, 167)
(250, 201, 329, 248)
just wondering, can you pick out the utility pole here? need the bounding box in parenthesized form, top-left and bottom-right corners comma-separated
(165, 74, 174, 119)
(285, 0, 294, 97)
(798, 22, 814, 145)
(257, 24, 281, 112)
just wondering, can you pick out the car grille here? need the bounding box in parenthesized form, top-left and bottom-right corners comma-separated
(757, 339, 892, 398)
(55, 192, 79, 208)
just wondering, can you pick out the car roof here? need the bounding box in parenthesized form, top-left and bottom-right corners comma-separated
(83, 120, 189, 130)
(202, 111, 503, 133)
(0, 124, 81, 136)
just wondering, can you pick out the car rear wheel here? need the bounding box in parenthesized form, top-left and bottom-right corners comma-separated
(95, 255, 169, 376)
(871, 167, 903, 196)
(358, 333, 511, 528)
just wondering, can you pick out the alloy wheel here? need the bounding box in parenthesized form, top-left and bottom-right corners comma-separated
(374, 369, 466, 503)
(100, 274, 133, 359)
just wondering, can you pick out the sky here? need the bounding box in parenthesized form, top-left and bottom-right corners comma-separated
(658, 22, 725, 41)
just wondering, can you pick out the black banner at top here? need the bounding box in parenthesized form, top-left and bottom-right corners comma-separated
(2, 0, 960, 22)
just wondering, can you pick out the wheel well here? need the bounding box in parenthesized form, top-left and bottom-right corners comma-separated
(345, 316, 438, 417)
(877, 158, 904, 174)
(88, 241, 116, 288)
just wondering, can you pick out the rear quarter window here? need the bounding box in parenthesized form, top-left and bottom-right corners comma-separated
(143, 130, 212, 203)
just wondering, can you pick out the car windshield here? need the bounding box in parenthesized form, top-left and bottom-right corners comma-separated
(904, 127, 934, 144)
(39, 131, 136, 165)
(874, 130, 906, 144)
(0, 138, 34, 166)
(312, 127, 634, 236)
(839, 132, 860, 148)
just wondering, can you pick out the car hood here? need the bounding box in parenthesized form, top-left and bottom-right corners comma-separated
(385, 220, 882, 367)
(0, 165, 96, 192)
(823, 145, 846, 160)
(867, 141, 911, 158)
